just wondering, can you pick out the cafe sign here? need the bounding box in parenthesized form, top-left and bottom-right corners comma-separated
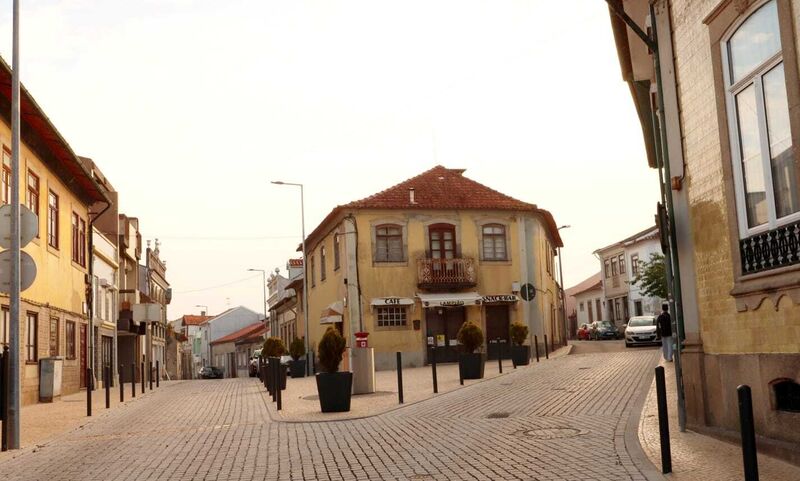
(481, 295, 519, 304)
(370, 297, 414, 307)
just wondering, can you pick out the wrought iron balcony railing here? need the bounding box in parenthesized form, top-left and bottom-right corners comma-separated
(740, 221, 800, 275)
(417, 257, 477, 289)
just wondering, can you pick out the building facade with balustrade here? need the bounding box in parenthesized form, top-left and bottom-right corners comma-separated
(302, 166, 564, 370)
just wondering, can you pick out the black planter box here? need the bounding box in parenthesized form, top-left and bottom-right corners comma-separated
(458, 353, 485, 380)
(289, 359, 307, 378)
(316, 371, 353, 413)
(266, 361, 287, 392)
(511, 345, 530, 366)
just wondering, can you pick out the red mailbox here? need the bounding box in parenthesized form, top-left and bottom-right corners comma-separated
(355, 332, 369, 348)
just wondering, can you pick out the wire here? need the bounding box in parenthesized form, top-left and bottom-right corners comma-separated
(154, 235, 299, 241)
(174, 274, 262, 294)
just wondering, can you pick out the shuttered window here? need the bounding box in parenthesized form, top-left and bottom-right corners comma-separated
(375, 225, 403, 262)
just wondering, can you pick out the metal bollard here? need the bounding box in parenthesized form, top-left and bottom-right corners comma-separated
(544, 335, 549, 359)
(276, 359, 282, 411)
(156, 361, 160, 388)
(149, 362, 153, 391)
(141, 362, 145, 394)
(738, 385, 759, 481)
(271, 358, 278, 402)
(87, 368, 93, 417)
(1, 345, 7, 452)
(431, 345, 438, 394)
(105, 366, 111, 409)
(396, 352, 404, 404)
(497, 338, 503, 374)
(534, 335, 540, 363)
(655, 367, 672, 474)
(459, 359, 464, 386)
(310, 351, 316, 375)
(120, 366, 124, 403)
(131, 364, 136, 398)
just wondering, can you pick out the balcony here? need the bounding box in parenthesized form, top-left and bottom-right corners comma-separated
(417, 257, 477, 290)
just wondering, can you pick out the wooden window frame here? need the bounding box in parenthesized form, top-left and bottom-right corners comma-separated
(0, 305, 7, 347)
(27, 170, 40, 218)
(66, 320, 76, 359)
(333, 233, 341, 270)
(48, 190, 59, 249)
(631, 254, 640, 276)
(375, 224, 404, 263)
(619, 254, 626, 274)
(481, 224, 508, 261)
(611, 257, 618, 276)
(310, 255, 316, 287)
(604, 260, 610, 278)
(320, 245, 327, 281)
(50, 317, 59, 357)
(26, 311, 38, 363)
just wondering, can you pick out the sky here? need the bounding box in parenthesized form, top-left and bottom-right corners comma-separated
(0, 0, 660, 319)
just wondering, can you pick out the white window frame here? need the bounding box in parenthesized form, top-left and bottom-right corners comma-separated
(721, 0, 799, 238)
(375, 306, 407, 328)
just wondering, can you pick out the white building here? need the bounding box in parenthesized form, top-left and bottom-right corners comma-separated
(573, 276, 604, 327)
(594, 226, 663, 324)
(199, 306, 263, 367)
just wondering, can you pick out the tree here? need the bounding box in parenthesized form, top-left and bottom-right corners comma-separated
(631, 253, 668, 299)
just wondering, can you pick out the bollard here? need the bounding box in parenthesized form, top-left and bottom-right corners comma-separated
(497, 338, 503, 374)
(655, 367, 672, 474)
(149, 362, 153, 391)
(258, 356, 264, 384)
(156, 361, 160, 388)
(141, 362, 145, 394)
(87, 368, 93, 417)
(131, 364, 136, 398)
(276, 359, 282, 411)
(396, 352, 404, 404)
(544, 335, 549, 359)
(310, 351, 316, 375)
(431, 345, 438, 394)
(120, 366, 124, 403)
(534, 335, 540, 363)
(1, 345, 7, 452)
(738, 385, 759, 481)
(459, 359, 464, 386)
(271, 358, 278, 402)
(104, 366, 111, 409)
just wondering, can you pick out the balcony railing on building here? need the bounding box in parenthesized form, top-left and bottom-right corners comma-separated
(417, 257, 477, 289)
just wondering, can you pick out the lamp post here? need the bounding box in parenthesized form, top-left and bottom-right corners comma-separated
(557, 225, 571, 345)
(271, 181, 309, 373)
(247, 269, 268, 328)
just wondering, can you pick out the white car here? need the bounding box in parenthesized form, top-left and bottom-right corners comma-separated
(624, 315, 660, 347)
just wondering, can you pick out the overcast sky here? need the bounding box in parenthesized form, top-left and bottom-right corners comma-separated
(0, 0, 659, 319)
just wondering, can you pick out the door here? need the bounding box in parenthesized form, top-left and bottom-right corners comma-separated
(229, 352, 237, 378)
(485, 305, 510, 360)
(425, 306, 465, 363)
(79, 324, 87, 388)
(429, 224, 456, 260)
(102, 336, 113, 386)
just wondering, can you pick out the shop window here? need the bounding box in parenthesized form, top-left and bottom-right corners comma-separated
(376, 306, 407, 328)
(774, 379, 800, 412)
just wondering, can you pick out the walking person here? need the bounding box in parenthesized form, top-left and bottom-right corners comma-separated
(656, 303, 673, 362)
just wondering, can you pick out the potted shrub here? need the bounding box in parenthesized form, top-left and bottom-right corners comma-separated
(288, 337, 307, 378)
(315, 326, 352, 412)
(457, 321, 485, 380)
(509, 322, 530, 366)
(262, 336, 287, 391)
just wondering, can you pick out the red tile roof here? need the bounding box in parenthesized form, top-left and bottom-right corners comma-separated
(288, 258, 303, 267)
(305, 166, 563, 248)
(180, 315, 214, 327)
(210, 322, 266, 346)
(565, 272, 603, 316)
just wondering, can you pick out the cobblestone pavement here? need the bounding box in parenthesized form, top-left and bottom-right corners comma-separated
(639, 359, 800, 481)
(0, 348, 662, 481)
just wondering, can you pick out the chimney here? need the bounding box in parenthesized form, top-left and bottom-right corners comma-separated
(409, 188, 416, 204)
(200, 310, 206, 316)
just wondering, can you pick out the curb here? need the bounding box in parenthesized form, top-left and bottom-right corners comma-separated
(624, 353, 668, 481)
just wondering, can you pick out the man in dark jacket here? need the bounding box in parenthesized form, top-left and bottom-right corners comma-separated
(656, 303, 673, 362)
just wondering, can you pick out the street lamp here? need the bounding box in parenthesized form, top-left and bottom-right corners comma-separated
(557, 225, 571, 345)
(271, 180, 309, 373)
(247, 269, 268, 327)
(195, 304, 208, 315)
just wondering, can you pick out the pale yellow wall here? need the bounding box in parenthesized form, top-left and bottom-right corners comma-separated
(669, 0, 800, 354)
(0, 122, 89, 315)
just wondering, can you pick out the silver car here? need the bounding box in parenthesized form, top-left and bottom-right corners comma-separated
(624, 315, 660, 347)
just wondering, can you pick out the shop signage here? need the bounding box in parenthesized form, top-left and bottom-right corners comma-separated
(436, 334, 446, 347)
(371, 297, 414, 306)
(520, 283, 536, 302)
(482, 295, 518, 304)
(440, 300, 465, 307)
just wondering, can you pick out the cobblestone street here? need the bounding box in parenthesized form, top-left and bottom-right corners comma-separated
(0, 348, 661, 480)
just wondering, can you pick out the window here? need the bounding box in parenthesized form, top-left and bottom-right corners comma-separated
(334, 234, 341, 270)
(48, 190, 59, 249)
(611, 258, 618, 276)
(27, 170, 39, 220)
(545, 240, 551, 274)
(26, 312, 37, 362)
(310, 255, 316, 287)
(604, 260, 610, 278)
(49, 317, 59, 357)
(0, 305, 8, 346)
(579, 302, 584, 312)
(66, 321, 75, 359)
(619, 254, 626, 274)
(72, 213, 86, 266)
(634, 300, 643, 317)
(724, 1, 798, 236)
(482, 224, 507, 260)
(588, 302, 594, 323)
(596, 299, 602, 321)
(631, 254, 640, 276)
(320, 246, 326, 281)
(773, 379, 800, 412)
(1, 148, 10, 205)
(376, 306, 407, 328)
(375, 224, 403, 262)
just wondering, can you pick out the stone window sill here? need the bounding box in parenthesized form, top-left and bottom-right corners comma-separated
(730, 263, 800, 312)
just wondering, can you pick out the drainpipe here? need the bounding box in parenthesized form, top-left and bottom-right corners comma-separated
(88, 199, 111, 389)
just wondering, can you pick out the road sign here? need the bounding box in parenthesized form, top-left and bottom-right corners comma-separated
(520, 283, 536, 302)
(0, 250, 37, 292)
(0, 204, 39, 249)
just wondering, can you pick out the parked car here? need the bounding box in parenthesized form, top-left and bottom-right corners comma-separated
(590, 321, 620, 340)
(577, 323, 591, 340)
(199, 366, 224, 379)
(624, 316, 660, 347)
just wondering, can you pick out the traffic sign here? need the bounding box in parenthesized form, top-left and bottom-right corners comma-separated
(0, 204, 39, 249)
(520, 283, 536, 302)
(0, 250, 37, 292)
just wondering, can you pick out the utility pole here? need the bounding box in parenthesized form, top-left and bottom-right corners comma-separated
(557, 225, 571, 344)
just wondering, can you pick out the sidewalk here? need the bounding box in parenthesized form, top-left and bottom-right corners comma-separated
(9, 380, 183, 449)
(638, 359, 800, 480)
(266, 345, 571, 422)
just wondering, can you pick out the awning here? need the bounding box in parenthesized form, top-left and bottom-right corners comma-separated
(320, 301, 344, 324)
(370, 297, 414, 307)
(481, 294, 519, 304)
(416, 292, 482, 308)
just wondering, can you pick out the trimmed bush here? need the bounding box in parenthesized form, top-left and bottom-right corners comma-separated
(289, 337, 305, 360)
(509, 322, 529, 346)
(456, 321, 484, 353)
(318, 327, 347, 373)
(262, 337, 286, 357)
